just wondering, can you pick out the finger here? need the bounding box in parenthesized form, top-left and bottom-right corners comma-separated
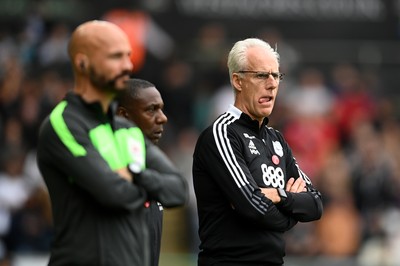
(301, 180, 307, 192)
(296, 179, 307, 192)
(292, 178, 305, 193)
(289, 179, 299, 192)
(286, 177, 295, 191)
(288, 178, 301, 192)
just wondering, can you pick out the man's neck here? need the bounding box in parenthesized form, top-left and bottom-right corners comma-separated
(74, 86, 115, 113)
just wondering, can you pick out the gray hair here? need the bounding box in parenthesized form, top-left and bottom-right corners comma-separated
(227, 38, 280, 79)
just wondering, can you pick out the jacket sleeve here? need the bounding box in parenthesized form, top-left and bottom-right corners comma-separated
(134, 138, 188, 208)
(37, 116, 148, 211)
(275, 131, 323, 222)
(194, 126, 297, 232)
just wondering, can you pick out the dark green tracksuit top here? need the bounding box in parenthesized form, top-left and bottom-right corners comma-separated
(37, 92, 187, 266)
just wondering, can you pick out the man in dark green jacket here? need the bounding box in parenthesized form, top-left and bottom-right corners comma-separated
(117, 78, 170, 266)
(37, 20, 186, 266)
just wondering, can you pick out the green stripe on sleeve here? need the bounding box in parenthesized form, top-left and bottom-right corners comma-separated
(89, 124, 125, 170)
(50, 101, 87, 157)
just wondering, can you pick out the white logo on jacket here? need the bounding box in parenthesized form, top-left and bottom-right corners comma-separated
(248, 140, 260, 155)
(128, 137, 145, 168)
(273, 141, 284, 157)
(243, 133, 256, 139)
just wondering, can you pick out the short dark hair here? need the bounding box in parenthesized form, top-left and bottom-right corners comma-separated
(117, 78, 155, 108)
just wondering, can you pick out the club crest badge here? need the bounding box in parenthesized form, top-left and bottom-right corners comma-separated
(272, 141, 283, 157)
(128, 137, 145, 168)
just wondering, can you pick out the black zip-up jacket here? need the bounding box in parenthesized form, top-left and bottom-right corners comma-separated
(145, 137, 187, 266)
(193, 105, 323, 266)
(37, 92, 187, 266)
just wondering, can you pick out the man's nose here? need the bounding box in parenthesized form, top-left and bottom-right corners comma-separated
(123, 56, 133, 72)
(157, 111, 168, 124)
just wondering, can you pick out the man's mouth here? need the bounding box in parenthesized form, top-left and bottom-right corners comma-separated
(259, 96, 273, 103)
(153, 130, 163, 138)
(116, 71, 132, 81)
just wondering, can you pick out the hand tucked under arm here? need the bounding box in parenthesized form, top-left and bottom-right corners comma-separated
(115, 167, 132, 182)
(260, 187, 280, 203)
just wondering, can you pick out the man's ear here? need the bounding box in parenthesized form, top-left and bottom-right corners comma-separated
(74, 53, 88, 73)
(232, 73, 242, 92)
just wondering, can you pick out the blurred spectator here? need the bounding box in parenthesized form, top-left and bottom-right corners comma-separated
(314, 149, 362, 257)
(19, 10, 45, 65)
(285, 148, 362, 259)
(2, 117, 24, 149)
(0, 57, 24, 120)
(282, 68, 339, 180)
(158, 58, 195, 142)
(40, 68, 71, 107)
(166, 127, 200, 254)
(330, 63, 377, 146)
(348, 121, 399, 240)
(0, 32, 18, 75)
(285, 68, 334, 117)
(0, 146, 29, 263)
(37, 23, 70, 67)
(6, 186, 52, 254)
(204, 83, 234, 126)
(103, 8, 175, 74)
(184, 22, 229, 76)
(18, 76, 51, 149)
(185, 23, 232, 131)
(380, 116, 400, 190)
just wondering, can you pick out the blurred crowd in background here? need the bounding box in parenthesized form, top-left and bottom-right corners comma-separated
(1, 0, 400, 266)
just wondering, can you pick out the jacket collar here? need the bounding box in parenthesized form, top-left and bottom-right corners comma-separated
(226, 105, 269, 133)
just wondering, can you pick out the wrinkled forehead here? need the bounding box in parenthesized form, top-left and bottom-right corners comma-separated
(246, 46, 279, 70)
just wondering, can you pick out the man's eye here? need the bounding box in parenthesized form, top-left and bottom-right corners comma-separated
(270, 73, 280, 79)
(146, 107, 156, 113)
(255, 73, 269, 79)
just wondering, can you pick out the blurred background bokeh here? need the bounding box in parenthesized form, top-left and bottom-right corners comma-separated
(1, 0, 400, 265)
